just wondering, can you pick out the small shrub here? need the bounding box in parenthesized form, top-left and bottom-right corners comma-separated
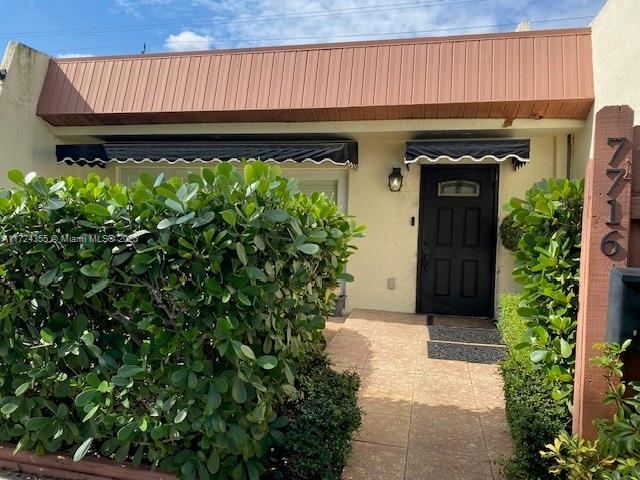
(499, 213, 524, 252)
(506, 178, 583, 409)
(501, 357, 571, 479)
(498, 294, 570, 480)
(542, 341, 640, 479)
(267, 351, 361, 480)
(497, 294, 528, 363)
(0, 163, 364, 479)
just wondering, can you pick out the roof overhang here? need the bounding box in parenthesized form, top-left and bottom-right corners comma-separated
(37, 28, 594, 126)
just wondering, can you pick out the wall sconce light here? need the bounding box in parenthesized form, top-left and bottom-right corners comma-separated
(0, 69, 7, 81)
(388, 167, 403, 192)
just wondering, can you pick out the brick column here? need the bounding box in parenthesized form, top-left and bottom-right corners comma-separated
(572, 105, 635, 438)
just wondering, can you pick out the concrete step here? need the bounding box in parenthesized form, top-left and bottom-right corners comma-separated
(427, 314, 497, 328)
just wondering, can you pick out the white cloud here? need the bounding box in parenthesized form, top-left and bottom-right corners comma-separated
(115, 0, 605, 52)
(164, 30, 214, 51)
(187, 0, 495, 48)
(56, 53, 95, 58)
(188, 0, 604, 50)
(115, 0, 172, 14)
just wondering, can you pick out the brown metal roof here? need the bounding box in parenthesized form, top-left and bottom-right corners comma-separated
(37, 28, 594, 126)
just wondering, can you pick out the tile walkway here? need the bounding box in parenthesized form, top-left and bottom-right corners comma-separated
(325, 309, 512, 480)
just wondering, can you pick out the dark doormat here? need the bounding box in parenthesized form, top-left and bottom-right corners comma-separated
(427, 341, 506, 364)
(428, 325, 502, 345)
(427, 315, 496, 328)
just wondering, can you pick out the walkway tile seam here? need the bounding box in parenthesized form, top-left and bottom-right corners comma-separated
(468, 361, 498, 480)
(403, 348, 419, 480)
(352, 438, 409, 449)
(405, 444, 500, 461)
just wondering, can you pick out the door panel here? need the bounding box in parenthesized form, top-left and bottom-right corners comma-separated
(464, 208, 480, 246)
(417, 166, 497, 317)
(437, 208, 453, 245)
(434, 259, 452, 296)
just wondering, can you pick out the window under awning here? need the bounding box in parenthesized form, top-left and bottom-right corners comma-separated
(56, 139, 358, 168)
(404, 139, 530, 165)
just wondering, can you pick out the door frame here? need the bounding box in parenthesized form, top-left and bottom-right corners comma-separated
(415, 164, 500, 317)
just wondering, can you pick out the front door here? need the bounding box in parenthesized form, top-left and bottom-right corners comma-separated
(417, 165, 498, 317)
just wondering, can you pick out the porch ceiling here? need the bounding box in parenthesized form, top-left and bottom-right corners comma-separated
(37, 28, 594, 126)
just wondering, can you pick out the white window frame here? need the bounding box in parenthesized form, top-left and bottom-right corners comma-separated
(281, 167, 349, 212)
(117, 163, 349, 213)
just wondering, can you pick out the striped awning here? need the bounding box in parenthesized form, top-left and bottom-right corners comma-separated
(404, 139, 530, 164)
(56, 140, 358, 168)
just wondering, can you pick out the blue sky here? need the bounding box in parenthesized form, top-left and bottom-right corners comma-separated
(1, 0, 606, 58)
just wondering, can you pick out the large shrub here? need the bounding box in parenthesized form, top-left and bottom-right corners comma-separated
(542, 341, 640, 479)
(506, 178, 583, 409)
(498, 294, 570, 480)
(0, 163, 364, 479)
(266, 351, 361, 480)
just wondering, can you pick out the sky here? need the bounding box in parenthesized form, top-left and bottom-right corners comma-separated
(1, 0, 607, 58)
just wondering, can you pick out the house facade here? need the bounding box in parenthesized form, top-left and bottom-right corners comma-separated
(0, 0, 638, 319)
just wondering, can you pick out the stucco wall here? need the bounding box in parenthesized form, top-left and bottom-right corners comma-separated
(0, 39, 578, 315)
(573, 0, 640, 176)
(0, 42, 93, 185)
(345, 133, 567, 314)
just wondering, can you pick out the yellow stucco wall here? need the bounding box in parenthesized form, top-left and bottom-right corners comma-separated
(0, 42, 92, 185)
(345, 133, 567, 314)
(573, 0, 640, 176)
(0, 41, 582, 316)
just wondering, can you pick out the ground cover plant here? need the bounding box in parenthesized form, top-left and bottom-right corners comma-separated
(543, 340, 640, 479)
(498, 293, 570, 480)
(0, 163, 364, 479)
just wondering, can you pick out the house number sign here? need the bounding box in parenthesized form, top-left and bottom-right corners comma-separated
(601, 137, 631, 257)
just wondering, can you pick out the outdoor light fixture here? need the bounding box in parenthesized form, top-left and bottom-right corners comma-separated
(388, 167, 403, 192)
(0, 69, 6, 81)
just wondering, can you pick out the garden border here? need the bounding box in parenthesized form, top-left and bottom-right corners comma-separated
(0, 444, 177, 479)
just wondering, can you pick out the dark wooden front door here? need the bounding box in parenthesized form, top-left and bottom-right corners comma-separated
(417, 165, 498, 317)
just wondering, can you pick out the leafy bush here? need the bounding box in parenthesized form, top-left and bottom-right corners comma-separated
(266, 351, 361, 480)
(542, 341, 640, 479)
(506, 178, 583, 409)
(497, 294, 529, 363)
(0, 163, 364, 479)
(498, 294, 570, 480)
(499, 213, 524, 251)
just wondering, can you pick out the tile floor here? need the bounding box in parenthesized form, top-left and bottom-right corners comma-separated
(325, 309, 512, 480)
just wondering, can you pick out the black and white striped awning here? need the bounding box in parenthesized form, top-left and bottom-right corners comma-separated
(404, 139, 530, 165)
(57, 139, 358, 168)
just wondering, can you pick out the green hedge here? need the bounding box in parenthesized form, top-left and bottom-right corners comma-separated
(507, 178, 583, 409)
(496, 294, 528, 363)
(0, 164, 364, 479)
(266, 351, 361, 480)
(498, 294, 570, 480)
